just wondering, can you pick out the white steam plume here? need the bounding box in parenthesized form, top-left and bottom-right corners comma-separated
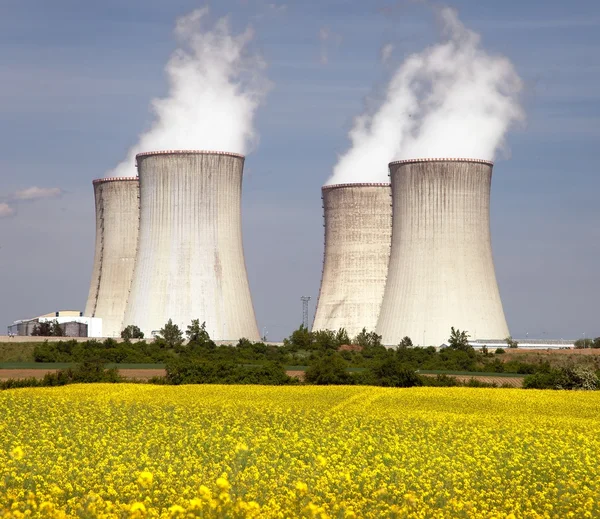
(110, 8, 269, 177)
(327, 7, 523, 185)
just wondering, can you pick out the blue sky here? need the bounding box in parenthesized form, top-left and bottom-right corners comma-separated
(0, 0, 599, 341)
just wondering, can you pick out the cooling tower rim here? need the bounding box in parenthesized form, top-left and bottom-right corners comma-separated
(389, 158, 493, 167)
(136, 150, 245, 160)
(322, 182, 391, 191)
(92, 176, 139, 185)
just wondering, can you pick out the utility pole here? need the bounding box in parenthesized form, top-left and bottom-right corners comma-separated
(301, 296, 311, 329)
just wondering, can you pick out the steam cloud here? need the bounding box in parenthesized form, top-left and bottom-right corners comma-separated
(110, 8, 269, 177)
(327, 7, 524, 185)
(0, 203, 15, 219)
(14, 186, 62, 200)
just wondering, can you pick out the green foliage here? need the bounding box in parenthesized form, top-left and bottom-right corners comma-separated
(398, 336, 413, 349)
(33, 338, 174, 364)
(353, 328, 383, 349)
(1, 360, 121, 390)
(305, 353, 355, 385)
(574, 338, 600, 349)
(156, 319, 184, 349)
(32, 320, 64, 337)
(495, 348, 506, 354)
(283, 325, 313, 351)
(524, 366, 599, 390)
(367, 357, 422, 387)
(312, 330, 340, 351)
(335, 328, 350, 347)
(186, 320, 211, 343)
(505, 336, 519, 349)
(121, 325, 144, 340)
(165, 359, 293, 385)
(448, 327, 471, 352)
(20, 321, 600, 391)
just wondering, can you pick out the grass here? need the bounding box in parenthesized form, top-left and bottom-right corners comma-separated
(0, 343, 36, 362)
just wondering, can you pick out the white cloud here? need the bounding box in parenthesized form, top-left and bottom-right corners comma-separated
(380, 43, 394, 64)
(319, 26, 342, 66)
(14, 186, 62, 201)
(0, 203, 15, 218)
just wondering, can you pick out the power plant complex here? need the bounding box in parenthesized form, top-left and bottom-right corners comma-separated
(312, 183, 392, 338)
(82, 150, 259, 340)
(10, 142, 513, 346)
(76, 154, 512, 345)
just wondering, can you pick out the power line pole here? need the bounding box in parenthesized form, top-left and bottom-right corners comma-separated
(301, 296, 311, 329)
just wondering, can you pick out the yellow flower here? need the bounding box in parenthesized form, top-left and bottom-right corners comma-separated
(168, 504, 185, 515)
(216, 477, 230, 492)
(137, 471, 153, 488)
(198, 485, 212, 500)
(295, 481, 308, 495)
(10, 446, 24, 460)
(130, 502, 146, 512)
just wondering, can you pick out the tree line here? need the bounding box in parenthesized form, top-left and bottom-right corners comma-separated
(19, 319, 600, 391)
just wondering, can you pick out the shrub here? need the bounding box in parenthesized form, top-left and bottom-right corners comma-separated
(305, 354, 354, 385)
(164, 359, 293, 385)
(368, 358, 422, 388)
(155, 319, 184, 348)
(121, 325, 144, 340)
(495, 348, 506, 354)
(523, 366, 599, 390)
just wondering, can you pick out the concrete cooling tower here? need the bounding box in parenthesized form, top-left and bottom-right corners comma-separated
(312, 183, 392, 338)
(377, 158, 509, 346)
(123, 150, 259, 340)
(84, 177, 139, 337)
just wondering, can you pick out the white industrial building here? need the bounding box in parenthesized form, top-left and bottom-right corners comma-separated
(84, 177, 139, 337)
(8, 311, 102, 337)
(123, 150, 259, 340)
(312, 183, 392, 337)
(377, 158, 510, 346)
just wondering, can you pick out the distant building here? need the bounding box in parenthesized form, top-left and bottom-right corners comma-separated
(7, 310, 102, 338)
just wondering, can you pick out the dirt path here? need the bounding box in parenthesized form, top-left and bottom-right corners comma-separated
(0, 369, 166, 381)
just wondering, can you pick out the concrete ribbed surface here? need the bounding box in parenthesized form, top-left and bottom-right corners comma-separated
(312, 184, 392, 337)
(123, 152, 259, 340)
(84, 179, 139, 337)
(377, 160, 509, 346)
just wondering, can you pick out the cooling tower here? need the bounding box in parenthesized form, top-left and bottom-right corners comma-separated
(84, 177, 139, 337)
(312, 183, 392, 338)
(377, 158, 509, 346)
(123, 150, 259, 340)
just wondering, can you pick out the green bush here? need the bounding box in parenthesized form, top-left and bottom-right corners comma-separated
(305, 354, 354, 385)
(367, 358, 422, 387)
(165, 359, 293, 385)
(523, 366, 599, 390)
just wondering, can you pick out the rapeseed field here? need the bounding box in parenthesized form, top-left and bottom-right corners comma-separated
(1, 385, 599, 518)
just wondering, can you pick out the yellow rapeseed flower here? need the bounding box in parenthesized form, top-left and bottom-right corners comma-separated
(137, 471, 153, 488)
(0, 385, 599, 518)
(10, 446, 24, 460)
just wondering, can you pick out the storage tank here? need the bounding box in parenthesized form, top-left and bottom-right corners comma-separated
(123, 150, 259, 340)
(84, 177, 139, 337)
(312, 183, 392, 338)
(377, 158, 509, 346)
